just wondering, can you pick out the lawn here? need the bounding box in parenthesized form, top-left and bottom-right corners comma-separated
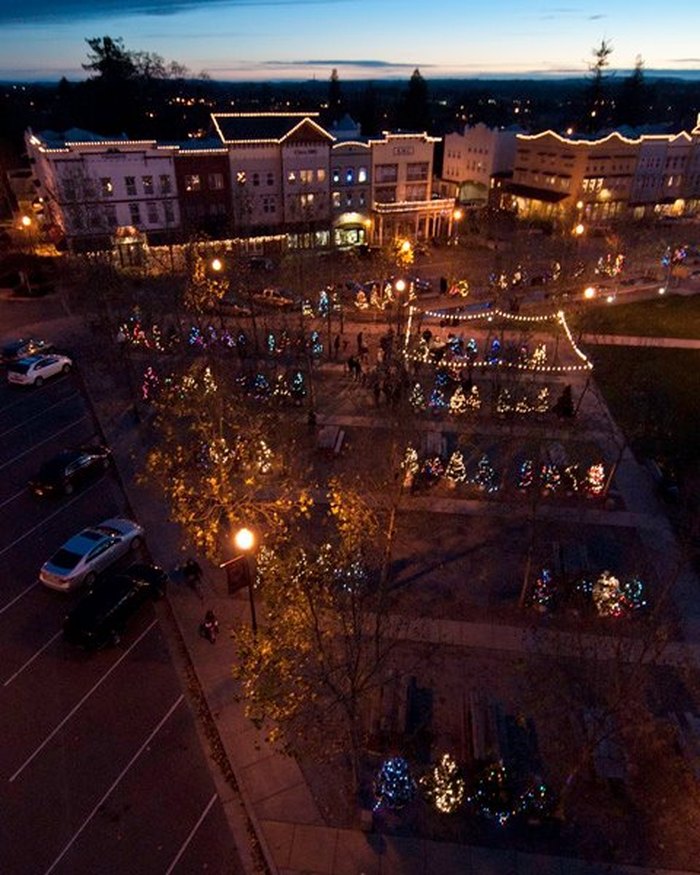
(570, 293, 700, 339)
(586, 344, 700, 470)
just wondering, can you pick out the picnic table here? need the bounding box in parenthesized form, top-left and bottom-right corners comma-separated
(317, 424, 345, 457)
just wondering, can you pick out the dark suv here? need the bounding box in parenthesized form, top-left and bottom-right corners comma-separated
(63, 563, 167, 650)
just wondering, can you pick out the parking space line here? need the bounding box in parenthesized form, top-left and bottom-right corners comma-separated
(0, 391, 81, 440)
(0, 581, 39, 617)
(0, 374, 71, 414)
(3, 631, 63, 687)
(0, 415, 89, 472)
(9, 618, 159, 784)
(0, 478, 103, 560)
(164, 793, 218, 875)
(0, 486, 28, 510)
(44, 694, 184, 875)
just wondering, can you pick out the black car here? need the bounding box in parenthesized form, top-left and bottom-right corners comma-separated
(2, 337, 54, 363)
(63, 563, 167, 650)
(29, 445, 111, 497)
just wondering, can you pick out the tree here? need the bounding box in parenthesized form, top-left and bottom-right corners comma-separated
(83, 36, 137, 83)
(585, 39, 614, 132)
(401, 68, 429, 131)
(618, 55, 646, 128)
(145, 361, 311, 559)
(327, 68, 344, 122)
(231, 480, 398, 790)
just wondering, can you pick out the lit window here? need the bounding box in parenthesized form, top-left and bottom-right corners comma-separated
(358, 167, 367, 183)
(300, 193, 315, 208)
(332, 191, 341, 208)
(346, 169, 354, 184)
(100, 177, 113, 197)
(287, 170, 297, 183)
(345, 192, 352, 206)
(125, 176, 137, 196)
(184, 174, 201, 192)
(208, 173, 224, 190)
(129, 202, 141, 224)
(332, 168, 340, 183)
(359, 192, 366, 206)
(300, 170, 313, 183)
(317, 168, 326, 182)
(142, 175, 154, 195)
(236, 171, 246, 184)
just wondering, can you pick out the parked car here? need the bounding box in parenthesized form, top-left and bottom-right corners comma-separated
(2, 337, 54, 363)
(253, 287, 295, 308)
(7, 353, 72, 386)
(63, 563, 167, 650)
(217, 296, 252, 317)
(40, 517, 144, 592)
(29, 445, 112, 497)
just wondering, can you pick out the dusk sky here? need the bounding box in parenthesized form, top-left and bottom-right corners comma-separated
(0, 0, 698, 82)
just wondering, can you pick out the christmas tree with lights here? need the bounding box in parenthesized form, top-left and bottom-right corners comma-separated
(445, 450, 467, 484)
(465, 385, 481, 411)
(496, 389, 512, 415)
(586, 462, 605, 496)
(469, 762, 514, 826)
(420, 753, 465, 813)
(373, 757, 416, 811)
(141, 366, 159, 402)
(517, 459, 534, 490)
(473, 454, 499, 493)
(409, 382, 426, 412)
(449, 386, 467, 415)
(402, 446, 420, 487)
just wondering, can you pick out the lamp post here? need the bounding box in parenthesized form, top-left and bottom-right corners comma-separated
(452, 207, 463, 245)
(221, 526, 258, 634)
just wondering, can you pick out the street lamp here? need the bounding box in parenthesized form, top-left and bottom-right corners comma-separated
(220, 527, 258, 633)
(211, 257, 223, 273)
(583, 286, 596, 300)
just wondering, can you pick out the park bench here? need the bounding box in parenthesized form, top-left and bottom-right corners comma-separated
(317, 425, 345, 457)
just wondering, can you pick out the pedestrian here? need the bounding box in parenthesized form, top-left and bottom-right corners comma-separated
(347, 354, 357, 379)
(199, 609, 219, 644)
(357, 331, 364, 354)
(181, 557, 203, 598)
(333, 334, 341, 360)
(355, 357, 364, 384)
(440, 276, 448, 295)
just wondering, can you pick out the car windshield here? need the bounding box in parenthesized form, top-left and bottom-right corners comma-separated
(8, 362, 31, 374)
(50, 548, 82, 570)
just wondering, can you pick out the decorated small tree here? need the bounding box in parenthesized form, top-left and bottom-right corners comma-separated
(429, 386, 448, 412)
(517, 459, 534, 490)
(420, 753, 466, 814)
(468, 762, 514, 826)
(593, 570, 625, 617)
(473, 454, 499, 493)
(409, 382, 426, 412)
(531, 568, 556, 611)
(465, 385, 481, 411)
(496, 389, 512, 415)
(402, 445, 420, 488)
(586, 462, 606, 496)
(529, 343, 547, 368)
(540, 464, 561, 493)
(422, 455, 445, 482)
(449, 386, 467, 415)
(444, 450, 467, 485)
(141, 365, 159, 402)
(535, 387, 550, 413)
(373, 757, 416, 811)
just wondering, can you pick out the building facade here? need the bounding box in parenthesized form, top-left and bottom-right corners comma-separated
(441, 123, 518, 207)
(173, 141, 231, 238)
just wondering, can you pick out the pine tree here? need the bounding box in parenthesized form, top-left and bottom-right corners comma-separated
(465, 385, 481, 411)
(401, 68, 429, 131)
(592, 570, 624, 617)
(473, 454, 499, 493)
(327, 68, 344, 122)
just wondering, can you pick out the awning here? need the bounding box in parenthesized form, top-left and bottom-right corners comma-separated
(504, 183, 568, 204)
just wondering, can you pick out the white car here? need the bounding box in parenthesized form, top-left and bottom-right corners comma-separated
(7, 353, 72, 386)
(40, 518, 144, 592)
(253, 288, 295, 308)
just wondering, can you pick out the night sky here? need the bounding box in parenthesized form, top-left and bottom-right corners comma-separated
(1, 0, 699, 82)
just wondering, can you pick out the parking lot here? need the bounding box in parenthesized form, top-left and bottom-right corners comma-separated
(0, 360, 241, 874)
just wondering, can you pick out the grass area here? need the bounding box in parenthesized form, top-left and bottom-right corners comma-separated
(587, 344, 700, 470)
(570, 293, 700, 339)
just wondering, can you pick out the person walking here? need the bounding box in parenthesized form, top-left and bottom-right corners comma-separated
(199, 609, 219, 644)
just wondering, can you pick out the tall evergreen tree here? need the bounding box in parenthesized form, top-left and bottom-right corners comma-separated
(327, 68, 344, 122)
(618, 55, 646, 128)
(585, 39, 613, 132)
(401, 68, 430, 131)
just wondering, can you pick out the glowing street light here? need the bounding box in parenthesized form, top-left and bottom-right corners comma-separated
(234, 527, 256, 553)
(20, 215, 32, 228)
(583, 286, 596, 300)
(211, 257, 223, 272)
(394, 278, 406, 294)
(572, 223, 585, 237)
(453, 208, 464, 222)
